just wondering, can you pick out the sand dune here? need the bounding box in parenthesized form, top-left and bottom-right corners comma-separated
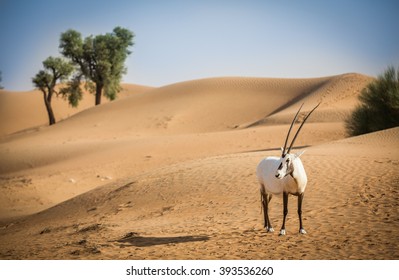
(1, 73, 398, 259)
(0, 84, 153, 136)
(0, 74, 371, 217)
(0, 74, 371, 174)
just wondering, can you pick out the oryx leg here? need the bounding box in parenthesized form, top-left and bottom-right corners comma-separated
(279, 192, 289, 236)
(260, 188, 274, 232)
(298, 192, 307, 234)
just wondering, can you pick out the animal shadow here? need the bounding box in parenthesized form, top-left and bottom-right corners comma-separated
(117, 232, 209, 247)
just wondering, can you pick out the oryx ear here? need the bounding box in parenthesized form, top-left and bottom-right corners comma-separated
(280, 147, 284, 154)
(294, 150, 306, 158)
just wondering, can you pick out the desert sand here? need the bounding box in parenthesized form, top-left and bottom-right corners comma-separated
(0, 73, 398, 259)
(0, 83, 153, 136)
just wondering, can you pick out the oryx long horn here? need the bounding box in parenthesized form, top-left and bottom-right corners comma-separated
(286, 102, 321, 155)
(282, 103, 304, 157)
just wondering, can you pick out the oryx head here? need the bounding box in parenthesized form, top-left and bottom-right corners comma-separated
(275, 103, 320, 179)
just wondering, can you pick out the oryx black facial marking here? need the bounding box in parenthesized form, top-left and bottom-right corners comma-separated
(275, 155, 294, 179)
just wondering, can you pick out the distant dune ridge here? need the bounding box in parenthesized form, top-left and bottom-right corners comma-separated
(1, 73, 398, 259)
(0, 83, 153, 136)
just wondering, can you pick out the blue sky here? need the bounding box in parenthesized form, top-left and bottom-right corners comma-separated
(0, 0, 398, 91)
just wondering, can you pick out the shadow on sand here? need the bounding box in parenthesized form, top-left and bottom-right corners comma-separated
(117, 232, 209, 247)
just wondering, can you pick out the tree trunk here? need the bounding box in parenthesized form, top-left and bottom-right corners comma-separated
(95, 83, 103, 105)
(42, 91, 56, 125)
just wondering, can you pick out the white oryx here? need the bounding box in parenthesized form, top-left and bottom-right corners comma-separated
(256, 103, 320, 235)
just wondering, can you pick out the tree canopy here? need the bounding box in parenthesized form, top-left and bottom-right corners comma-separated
(59, 27, 134, 105)
(346, 66, 399, 136)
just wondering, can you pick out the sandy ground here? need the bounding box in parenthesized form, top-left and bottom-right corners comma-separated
(0, 73, 398, 259)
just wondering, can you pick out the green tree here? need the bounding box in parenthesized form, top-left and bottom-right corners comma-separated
(59, 73, 84, 108)
(32, 57, 74, 125)
(346, 66, 399, 136)
(59, 26, 134, 105)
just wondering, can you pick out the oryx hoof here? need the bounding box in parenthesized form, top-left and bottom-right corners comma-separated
(266, 227, 274, 233)
(299, 228, 307, 234)
(279, 229, 286, 236)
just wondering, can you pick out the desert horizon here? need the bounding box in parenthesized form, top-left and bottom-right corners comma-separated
(0, 73, 398, 260)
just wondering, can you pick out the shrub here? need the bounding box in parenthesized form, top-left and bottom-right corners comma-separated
(346, 66, 399, 136)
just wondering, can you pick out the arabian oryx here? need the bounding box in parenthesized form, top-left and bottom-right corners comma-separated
(256, 103, 320, 235)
